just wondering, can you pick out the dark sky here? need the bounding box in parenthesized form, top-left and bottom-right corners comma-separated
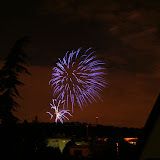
(0, 0, 160, 128)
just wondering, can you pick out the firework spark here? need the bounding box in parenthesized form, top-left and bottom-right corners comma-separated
(49, 48, 106, 112)
(46, 99, 72, 123)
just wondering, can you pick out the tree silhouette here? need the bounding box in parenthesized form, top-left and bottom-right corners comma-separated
(0, 37, 30, 125)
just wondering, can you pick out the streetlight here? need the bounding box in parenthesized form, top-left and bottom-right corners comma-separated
(86, 124, 89, 138)
(96, 116, 99, 125)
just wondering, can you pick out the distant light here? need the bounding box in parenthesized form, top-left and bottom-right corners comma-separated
(129, 141, 137, 145)
(124, 137, 138, 145)
(47, 138, 70, 152)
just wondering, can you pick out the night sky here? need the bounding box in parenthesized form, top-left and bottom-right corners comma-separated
(0, 0, 160, 128)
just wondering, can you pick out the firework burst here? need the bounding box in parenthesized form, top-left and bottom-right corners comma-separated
(46, 99, 72, 123)
(49, 48, 107, 112)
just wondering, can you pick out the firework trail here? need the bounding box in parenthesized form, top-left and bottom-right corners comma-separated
(49, 48, 106, 112)
(46, 99, 72, 123)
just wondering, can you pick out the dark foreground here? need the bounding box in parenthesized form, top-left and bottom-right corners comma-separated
(0, 122, 143, 160)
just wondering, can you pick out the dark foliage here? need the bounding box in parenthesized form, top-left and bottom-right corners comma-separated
(0, 37, 30, 125)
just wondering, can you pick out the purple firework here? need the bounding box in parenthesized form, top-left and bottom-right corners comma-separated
(46, 99, 72, 123)
(49, 48, 107, 112)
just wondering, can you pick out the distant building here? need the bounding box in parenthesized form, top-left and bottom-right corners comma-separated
(124, 137, 138, 145)
(70, 145, 90, 157)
